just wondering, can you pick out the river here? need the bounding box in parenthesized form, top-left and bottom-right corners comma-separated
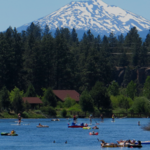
(0, 118, 150, 150)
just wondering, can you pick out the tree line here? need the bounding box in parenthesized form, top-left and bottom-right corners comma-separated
(0, 22, 150, 114)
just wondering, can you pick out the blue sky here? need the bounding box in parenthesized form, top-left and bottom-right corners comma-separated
(0, 0, 150, 32)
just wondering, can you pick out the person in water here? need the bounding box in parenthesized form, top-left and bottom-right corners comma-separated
(38, 123, 43, 127)
(92, 126, 99, 129)
(10, 130, 15, 135)
(112, 114, 115, 122)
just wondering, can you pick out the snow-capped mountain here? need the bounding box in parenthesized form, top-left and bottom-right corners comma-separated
(17, 0, 150, 38)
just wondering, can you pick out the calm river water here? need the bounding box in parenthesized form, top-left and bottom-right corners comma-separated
(0, 118, 150, 150)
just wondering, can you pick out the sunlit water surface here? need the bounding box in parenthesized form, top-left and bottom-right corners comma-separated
(0, 118, 150, 150)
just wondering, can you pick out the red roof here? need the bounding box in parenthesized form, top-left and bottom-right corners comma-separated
(53, 90, 80, 102)
(22, 97, 43, 104)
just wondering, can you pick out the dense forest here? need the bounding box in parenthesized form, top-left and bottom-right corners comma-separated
(0, 22, 150, 116)
(0, 22, 150, 94)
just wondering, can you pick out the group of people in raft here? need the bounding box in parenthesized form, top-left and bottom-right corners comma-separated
(99, 139, 142, 147)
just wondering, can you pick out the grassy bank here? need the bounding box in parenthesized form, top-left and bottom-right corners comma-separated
(0, 110, 46, 119)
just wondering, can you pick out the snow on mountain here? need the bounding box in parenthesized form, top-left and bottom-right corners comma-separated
(17, 0, 150, 37)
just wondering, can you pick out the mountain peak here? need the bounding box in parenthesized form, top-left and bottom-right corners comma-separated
(91, 0, 107, 5)
(17, 0, 150, 38)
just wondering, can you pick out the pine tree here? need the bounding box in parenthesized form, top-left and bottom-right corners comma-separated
(24, 84, 36, 97)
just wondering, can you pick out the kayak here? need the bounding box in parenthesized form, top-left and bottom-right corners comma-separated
(135, 141, 150, 144)
(36, 125, 49, 128)
(1, 132, 18, 136)
(83, 127, 91, 129)
(89, 132, 98, 135)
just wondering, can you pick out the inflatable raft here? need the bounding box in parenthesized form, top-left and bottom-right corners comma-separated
(135, 141, 150, 144)
(1, 132, 18, 136)
(36, 125, 49, 128)
(89, 132, 98, 135)
(83, 127, 91, 129)
(68, 122, 87, 128)
(128, 144, 142, 148)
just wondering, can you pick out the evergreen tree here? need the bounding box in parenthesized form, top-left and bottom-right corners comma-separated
(55, 27, 60, 38)
(119, 52, 128, 67)
(10, 87, 24, 113)
(90, 81, 111, 111)
(42, 87, 57, 107)
(26, 22, 42, 40)
(54, 34, 72, 89)
(24, 84, 36, 97)
(79, 90, 94, 113)
(143, 76, 150, 99)
(123, 66, 131, 87)
(0, 86, 10, 110)
(71, 28, 78, 43)
(107, 80, 119, 96)
(126, 80, 137, 100)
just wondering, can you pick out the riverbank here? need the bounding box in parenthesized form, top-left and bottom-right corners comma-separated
(0, 110, 46, 119)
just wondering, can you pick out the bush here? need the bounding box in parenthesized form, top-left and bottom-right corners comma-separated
(113, 108, 127, 114)
(64, 97, 76, 108)
(61, 109, 67, 118)
(56, 101, 64, 108)
(132, 97, 150, 114)
(110, 95, 133, 111)
(40, 106, 56, 117)
(68, 103, 81, 112)
(34, 110, 41, 114)
(22, 111, 29, 118)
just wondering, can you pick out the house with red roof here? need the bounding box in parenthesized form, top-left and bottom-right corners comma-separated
(52, 90, 80, 102)
(22, 97, 43, 109)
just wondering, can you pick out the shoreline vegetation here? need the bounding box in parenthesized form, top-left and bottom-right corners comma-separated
(0, 110, 149, 119)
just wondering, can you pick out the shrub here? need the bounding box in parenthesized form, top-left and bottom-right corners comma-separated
(61, 109, 67, 118)
(64, 97, 76, 108)
(132, 97, 150, 114)
(56, 101, 64, 108)
(68, 103, 81, 112)
(40, 106, 56, 117)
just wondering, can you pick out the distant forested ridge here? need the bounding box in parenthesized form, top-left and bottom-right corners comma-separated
(0, 23, 150, 95)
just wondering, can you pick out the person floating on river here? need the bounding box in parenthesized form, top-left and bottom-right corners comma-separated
(9, 130, 15, 135)
(112, 114, 115, 122)
(138, 121, 140, 126)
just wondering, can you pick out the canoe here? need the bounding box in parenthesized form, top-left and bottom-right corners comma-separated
(1, 132, 18, 136)
(83, 127, 91, 129)
(36, 125, 49, 128)
(89, 132, 98, 135)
